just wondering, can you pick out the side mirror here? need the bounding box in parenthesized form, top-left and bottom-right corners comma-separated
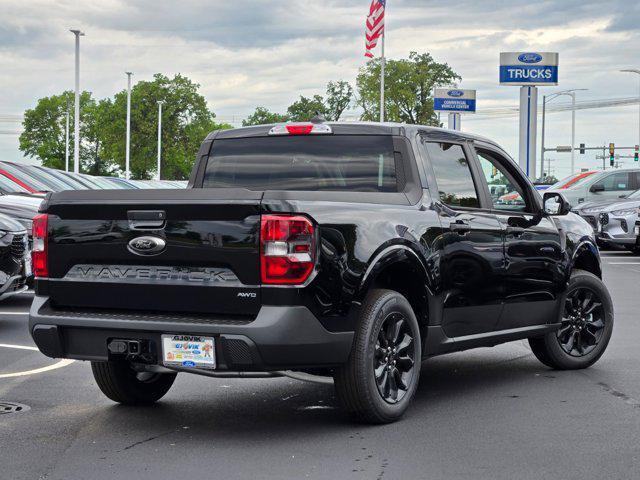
(543, 192, 571, 216)
(590, 183, 605, 193)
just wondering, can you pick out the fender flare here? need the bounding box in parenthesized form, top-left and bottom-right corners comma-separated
(570, 239, 602, 278)
(356, 243, 432, 304)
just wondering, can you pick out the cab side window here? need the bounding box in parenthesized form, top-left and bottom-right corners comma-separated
(476, 150, 527, 212)
(600, 172, 630, 191)
(423, 142, 480, 208)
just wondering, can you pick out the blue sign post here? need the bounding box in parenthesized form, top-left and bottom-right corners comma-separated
(434, 88, 476, 131)
(500, 52, 559, 179)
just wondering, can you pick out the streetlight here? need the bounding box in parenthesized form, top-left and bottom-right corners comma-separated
(125, 72, 133, 180)
(156, 100, 164, 181)
(65, 98, 70, 172)
(69, 29, 84, 174)
(620, 69, 640, 150)
(541, 88, 588, 176)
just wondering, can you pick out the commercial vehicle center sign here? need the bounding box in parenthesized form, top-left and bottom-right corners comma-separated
(499, 52, 559, 85)
(433, 89, 476, 113)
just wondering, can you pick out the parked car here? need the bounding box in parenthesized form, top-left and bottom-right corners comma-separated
(29, 122, 613, 424)
(0, 212, 30, 300)
(33, 166, 88, 190)
(2, 162, 78, 192)
(546, 168, 640, 208)
(0, 192, 43, 245)
(548, 171, 599, 191)
(574, 190, 640, 253)
(0, 173, 35, 195)
(0, 162, 53, 193)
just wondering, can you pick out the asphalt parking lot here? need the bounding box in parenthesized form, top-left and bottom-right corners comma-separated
(1, 251, 640, 480)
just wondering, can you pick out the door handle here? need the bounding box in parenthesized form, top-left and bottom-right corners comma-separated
(450, 220, 470, 235)
(506, 226, 525, 236)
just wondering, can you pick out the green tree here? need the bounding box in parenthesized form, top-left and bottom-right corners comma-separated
(286, 94, 328, 122)
(325, 80, 353, 121)
(356, 52, 461, 125)
(99, 73, 230, 180)
(19, 91, 111, 173)
(242, 107, 289, 126)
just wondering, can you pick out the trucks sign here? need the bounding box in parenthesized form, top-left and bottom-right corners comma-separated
(433, 88, 476, 113)
(499, 52, 559, 86)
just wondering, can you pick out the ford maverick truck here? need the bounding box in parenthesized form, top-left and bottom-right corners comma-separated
(29, 121, 614, 423)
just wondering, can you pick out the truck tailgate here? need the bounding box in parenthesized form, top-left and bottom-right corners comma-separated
(42, 189, 262, 316)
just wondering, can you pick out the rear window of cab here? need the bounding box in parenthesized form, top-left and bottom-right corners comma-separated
(203, 135, 399, 192)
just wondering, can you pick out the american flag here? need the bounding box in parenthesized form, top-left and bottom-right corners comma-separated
(364, 0, 385, 58)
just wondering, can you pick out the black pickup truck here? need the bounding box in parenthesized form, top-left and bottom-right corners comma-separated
(29, 121, 613, 423)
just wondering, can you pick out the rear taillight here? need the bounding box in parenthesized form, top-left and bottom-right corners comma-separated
(32, 213, 48, 278)
(260, 214, 315, 285)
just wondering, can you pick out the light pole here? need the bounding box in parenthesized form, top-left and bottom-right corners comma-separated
(125, 72, 133, 179)
(621, 69, 640, 150)
(541, 88, 587, 176)
(156, 100, 164, 181)
(69, 29, 84, 174)
(65, 98, 70, 172)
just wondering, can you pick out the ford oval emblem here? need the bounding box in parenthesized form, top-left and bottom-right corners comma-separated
(127, 236, 166, 256)
(518, 53, 542, 64)
(447, 90, 464, 97)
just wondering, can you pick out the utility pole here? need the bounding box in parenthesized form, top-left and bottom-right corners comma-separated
(125, 72, 133, 179)
(70, 29, 84, 174)
(156, 100, 164, 181)
(65, 98, 70, 172)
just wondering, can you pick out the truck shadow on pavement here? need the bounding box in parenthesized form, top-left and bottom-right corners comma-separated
(93, 346, 554, 439)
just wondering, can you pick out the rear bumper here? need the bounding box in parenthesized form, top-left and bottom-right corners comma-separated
(28, 296, 354, 371)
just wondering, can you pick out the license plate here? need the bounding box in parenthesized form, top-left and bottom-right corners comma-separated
(162, 334, 216, 370)
(635, 225, 640, 236)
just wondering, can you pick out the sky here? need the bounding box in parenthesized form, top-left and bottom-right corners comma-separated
(1, 0, 640, 178)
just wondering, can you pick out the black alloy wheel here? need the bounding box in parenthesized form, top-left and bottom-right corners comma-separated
(557, 287, 605, 357)
(374, 312, 416, 404)
(528, 269, 614, 370)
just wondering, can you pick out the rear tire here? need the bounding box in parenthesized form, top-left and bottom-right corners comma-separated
(91, 361, 177, 405)
(334, 289, 421, 424)
(529, 269, 613, 370)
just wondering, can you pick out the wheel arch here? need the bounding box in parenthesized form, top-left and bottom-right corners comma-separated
(571, 240, 602, 279)
(357, 244, 432, 334)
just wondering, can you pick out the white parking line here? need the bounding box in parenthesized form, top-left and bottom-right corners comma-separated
(0, 311, 29, 315)
(0, 359, 75, 379)
(0, 343, 75, 379)
(0, 343, 38, 351)
(608, 262, 640, 265)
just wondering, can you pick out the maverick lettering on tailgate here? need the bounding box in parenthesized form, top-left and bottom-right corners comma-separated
(64, 265, 243, 286)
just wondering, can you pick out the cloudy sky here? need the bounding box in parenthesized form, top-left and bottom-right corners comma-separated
(1, 0, 640, 178)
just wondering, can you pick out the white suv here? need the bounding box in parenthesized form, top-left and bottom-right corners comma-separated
(546, 168, 640, 208)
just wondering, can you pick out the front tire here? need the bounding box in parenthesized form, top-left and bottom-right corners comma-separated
(91, 361, 177, 405)
(334, 289, 421, 424)
(529, 269, 613, 370)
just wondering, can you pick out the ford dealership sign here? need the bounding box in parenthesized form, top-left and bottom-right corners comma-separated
(500, 52, 558, 85)
(517, 53, 543, 64)
(434, 88, 476, 113)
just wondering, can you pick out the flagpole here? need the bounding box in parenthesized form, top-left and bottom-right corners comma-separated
(379, 32, 385, 122)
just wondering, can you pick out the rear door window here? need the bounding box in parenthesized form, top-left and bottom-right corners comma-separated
(423, 142, 480, 208)
(204, 135, 398, 192)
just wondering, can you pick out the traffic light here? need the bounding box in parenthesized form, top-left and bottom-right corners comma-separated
(580, 143, 585, 154)
(609, 143, 615, 167)
(635, 145, 639, 162)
